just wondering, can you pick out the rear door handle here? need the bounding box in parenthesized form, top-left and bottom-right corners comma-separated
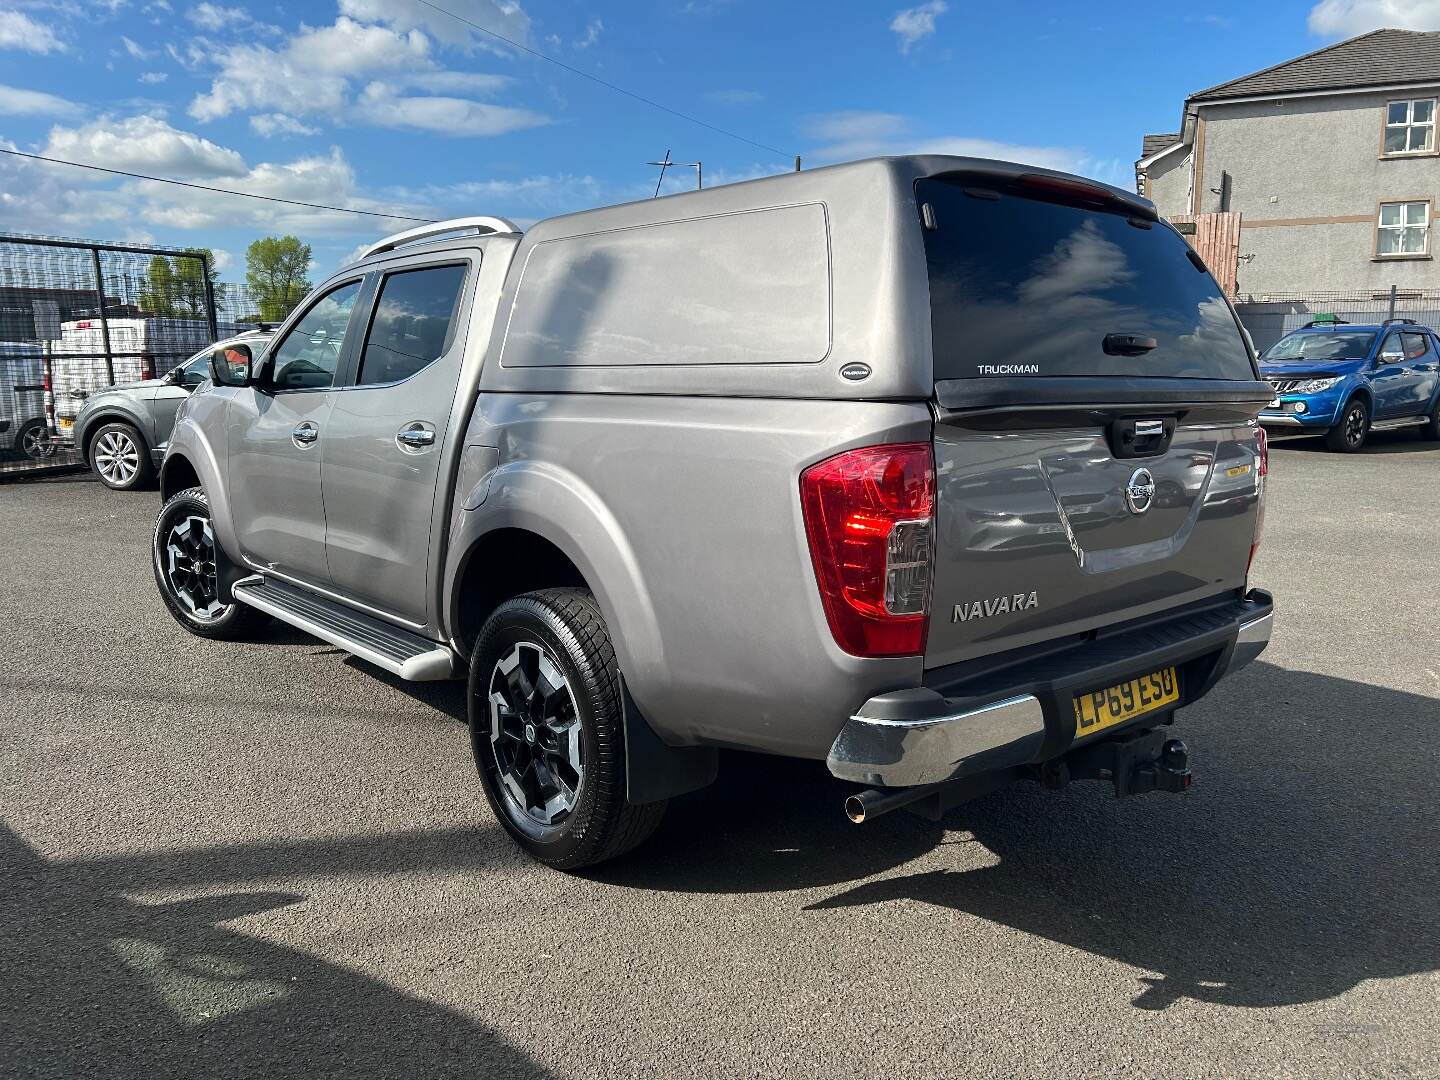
(1103, 333, 1159, 357)
(292, 422, 319, 446)
(396, 424, 436, 450)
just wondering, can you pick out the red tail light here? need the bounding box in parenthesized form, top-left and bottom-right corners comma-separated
(800, 443, 935, 657)
(1248, 426, 1268, 574)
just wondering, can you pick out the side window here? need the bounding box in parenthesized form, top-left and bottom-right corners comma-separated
(1401, 332, 1430, 360)
(181, 352, 211, 388)
(356, 264, 468, 386)
(269, 281, 362, 391)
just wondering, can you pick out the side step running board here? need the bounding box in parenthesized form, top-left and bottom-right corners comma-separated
(1369, 415, 1430, 432)
(231, 576, 456, 681)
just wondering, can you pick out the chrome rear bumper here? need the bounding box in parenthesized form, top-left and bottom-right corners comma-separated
(827, 590, 1274, 788)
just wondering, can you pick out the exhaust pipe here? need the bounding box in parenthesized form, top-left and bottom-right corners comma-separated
(844, 784, 939, 824)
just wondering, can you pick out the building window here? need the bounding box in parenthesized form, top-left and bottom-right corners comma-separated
(1376, 201, 1430, 256)
(1384, 99, 1435, 155)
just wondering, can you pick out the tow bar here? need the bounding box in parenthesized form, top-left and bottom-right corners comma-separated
(844, 725, 1192, 824)
(1041, 727, 1191, 797)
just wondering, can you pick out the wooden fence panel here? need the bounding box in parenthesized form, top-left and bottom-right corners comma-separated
(1168, 212, 1242, 298)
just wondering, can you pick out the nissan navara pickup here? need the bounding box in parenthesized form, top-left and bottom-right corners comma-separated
(153, 157, 1275, 868)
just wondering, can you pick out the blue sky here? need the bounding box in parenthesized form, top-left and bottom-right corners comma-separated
(0, 0, 1433, 278)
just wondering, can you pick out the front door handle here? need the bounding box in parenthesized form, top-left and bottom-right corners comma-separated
(396, 424, 436, 450)
(292, 422, 319, 446)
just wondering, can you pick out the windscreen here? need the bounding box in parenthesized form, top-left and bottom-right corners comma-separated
(1262, 331, 1376, 362)
(917, 177, 1255, 381)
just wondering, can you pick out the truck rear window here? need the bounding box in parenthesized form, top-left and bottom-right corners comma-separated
(917, 177, 1255, 381)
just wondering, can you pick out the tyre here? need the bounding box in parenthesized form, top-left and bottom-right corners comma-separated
(88, 422, 155, 490)
(468, 588, 665, 869)
(1325, 396, 1369, 452)
(15, 419, 54, 460)
(152, 486, 271, 639)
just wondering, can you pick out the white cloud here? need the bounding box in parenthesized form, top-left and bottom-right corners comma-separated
(44, 114, 249, 179)
(890, 1, 947, 54)
(0, 9, 68, 53)
(337, 0, 532, 53)
(356, 81, 549, 136)
(573, 18, 602, 48)
(398, 172, 604, 212)
(802, 110, 1092, 176)
(1308, 0, 1440, 35)
(0, 83, 82, 118)
(189, 15, 544, 137)
(139, 70, 168, 84)
(397, 70, 511, 94)
(189, 17, 431, 121)
(706, 89, 764, 106)
(121, 35, 154, 60)
(805, 110, 910, 145)
(286, 16, 430, 74)
(186, 2, 248, 30)
(0, 130, 427, 240)
(249, 112, 321, 137)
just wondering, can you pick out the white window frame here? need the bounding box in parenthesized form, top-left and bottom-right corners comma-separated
(1376, 200, 1431, 257)
(1383, 98, 1436, 156)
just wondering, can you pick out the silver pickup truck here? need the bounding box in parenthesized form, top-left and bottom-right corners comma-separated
(154, 156, 1274, 868)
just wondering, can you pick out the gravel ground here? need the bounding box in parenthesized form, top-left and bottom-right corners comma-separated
(1, 431, 1437, 1080)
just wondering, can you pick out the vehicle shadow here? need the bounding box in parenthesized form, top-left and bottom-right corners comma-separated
(0, 824, 555, 1080)
(604, 662, 1440, 1011)
(343, 657, 469, 723)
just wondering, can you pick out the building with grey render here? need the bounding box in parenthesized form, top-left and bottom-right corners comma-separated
(1136, 28, 1439, 301)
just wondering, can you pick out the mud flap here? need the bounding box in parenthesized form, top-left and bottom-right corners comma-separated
(621, 676, 717, 804)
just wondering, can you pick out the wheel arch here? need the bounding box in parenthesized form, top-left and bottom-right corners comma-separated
(160, 453, 202, 501)
(78, 409, 149, 466)
(159, 419, 240, 563)
(1344, 382, 1374, 412)
(444, 461, 665, 687)
(451, 528, 588, 652)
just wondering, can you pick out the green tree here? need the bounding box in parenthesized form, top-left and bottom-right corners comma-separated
(137, 248, 221, 318)
(245, 236, 312, 322)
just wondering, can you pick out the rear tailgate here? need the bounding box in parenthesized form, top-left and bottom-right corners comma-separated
(915, 173, 1271, 670)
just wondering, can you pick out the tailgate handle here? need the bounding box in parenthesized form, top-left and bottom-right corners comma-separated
(1108, 417, 1176, 459)
(1103, 333, 1158, 357)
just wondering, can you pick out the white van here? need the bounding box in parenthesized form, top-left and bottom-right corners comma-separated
(0, 342, 48, 459)
(47, 317, 214, 440)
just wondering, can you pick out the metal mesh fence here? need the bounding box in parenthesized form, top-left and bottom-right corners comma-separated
(1234, 288, 1440, 354)
(0, 233, 290, 476)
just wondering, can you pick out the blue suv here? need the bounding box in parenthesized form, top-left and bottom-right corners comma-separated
(1258, 319, 1440, 452)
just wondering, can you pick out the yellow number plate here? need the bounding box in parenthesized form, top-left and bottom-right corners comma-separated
(1072, 667, 1179, 738)
(57, 418, 74, 431)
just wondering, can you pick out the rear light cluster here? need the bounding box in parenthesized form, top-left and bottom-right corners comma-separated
(1248, 426, 1268, 574)
(800, 443, 935, 658)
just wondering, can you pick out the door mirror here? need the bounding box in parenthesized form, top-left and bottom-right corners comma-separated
(210, 343, 255, 387)
(164, 366, 185, 385)
(1379, 350, 1405, 365)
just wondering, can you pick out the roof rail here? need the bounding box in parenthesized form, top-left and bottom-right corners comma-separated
(361, 216, 521, 261)
(1381, 317, 1418, 327)
(1299, 317, 1349, 329)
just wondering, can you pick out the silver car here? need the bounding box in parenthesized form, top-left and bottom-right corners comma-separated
(73, 330, 272, 490)
(154, 157, 1274, 869)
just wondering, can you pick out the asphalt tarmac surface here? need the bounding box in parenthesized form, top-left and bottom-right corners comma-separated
(2, 430, 1437, 1079)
